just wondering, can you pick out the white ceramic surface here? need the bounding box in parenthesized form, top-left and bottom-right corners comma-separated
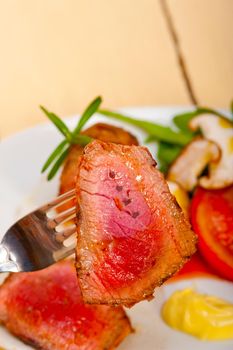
(0, 107, 232, 350)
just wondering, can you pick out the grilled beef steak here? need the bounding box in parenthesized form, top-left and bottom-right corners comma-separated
(76, 140, 197, 306)
(0, 260, 132, 350)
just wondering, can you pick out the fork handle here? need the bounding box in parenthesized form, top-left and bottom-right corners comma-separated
(0, 244, 19, 273)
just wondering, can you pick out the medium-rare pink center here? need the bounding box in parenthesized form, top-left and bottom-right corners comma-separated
(87, 166, 163, 288)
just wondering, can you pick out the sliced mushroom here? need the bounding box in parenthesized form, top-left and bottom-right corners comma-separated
(190, 114, 233, 189)
(167, 138, 220, 191)
(167, 180, 190, 217)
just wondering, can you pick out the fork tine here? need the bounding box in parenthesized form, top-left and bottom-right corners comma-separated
(47, 207, 76, 228)
(53, 243, 76, 262)
(55, 225, 77, 242)
(41, 189, 76, 211)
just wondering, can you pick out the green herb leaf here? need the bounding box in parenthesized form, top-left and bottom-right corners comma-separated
(72, 134, 93, 146)
(173, 107, 228, 132)
(144, 136, 183, 173)
(144, 137, 183, 173)
(47, 147, 70, 180)
(40, 106, 72, 139)
(157, 142, 182, 165)
(144, 135, 157, 144)
(41, 139, 68, 173)
(98, 109, 192, 146)
(158, 160, 169, 174)
(73, 96, 102, 136)
(41, 97, 102, 181)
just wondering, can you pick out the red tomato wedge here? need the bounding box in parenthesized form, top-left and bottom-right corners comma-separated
(174, 252, 217, 280)
(191, 185, 233, 281)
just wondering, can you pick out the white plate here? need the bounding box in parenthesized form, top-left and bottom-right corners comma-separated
(0, 107, 232, 350)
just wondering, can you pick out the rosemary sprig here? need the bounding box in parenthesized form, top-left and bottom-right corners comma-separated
(73, 97, 102, 135)
(42, 139, 68, 173)
(47, 147, 70, 181)
(41, 96, 102, 180)
(40, 106, 72, 140)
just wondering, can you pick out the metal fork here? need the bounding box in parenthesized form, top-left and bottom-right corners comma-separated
(0, 189, 76, 273)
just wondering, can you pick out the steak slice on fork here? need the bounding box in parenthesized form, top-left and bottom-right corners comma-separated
(76, 140, 196, 306)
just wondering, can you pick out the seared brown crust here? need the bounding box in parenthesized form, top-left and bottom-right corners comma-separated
(59, 123, 138, 212)
(0, 260, 132, 350)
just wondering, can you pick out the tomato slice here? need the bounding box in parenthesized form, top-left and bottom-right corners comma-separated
(176, 252, 217, 278)
(191, 185, 233, 281)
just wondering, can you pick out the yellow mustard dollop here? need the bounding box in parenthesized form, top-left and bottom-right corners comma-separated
(161, 288, 233, 340)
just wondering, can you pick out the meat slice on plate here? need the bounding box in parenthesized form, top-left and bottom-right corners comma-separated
(59, 123, 138, 215)
(0, 260, 132, 350)
(76, 140, 197, 306)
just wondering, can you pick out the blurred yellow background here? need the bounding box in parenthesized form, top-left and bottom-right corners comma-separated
(0, 0, 232, 137)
